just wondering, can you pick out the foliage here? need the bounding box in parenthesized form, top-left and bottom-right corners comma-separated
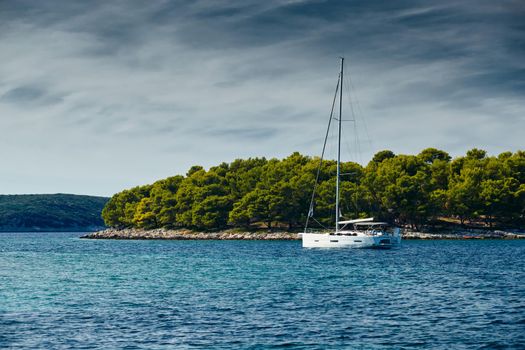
(102, 149, 525, 230)
(0, 194, 108, 231)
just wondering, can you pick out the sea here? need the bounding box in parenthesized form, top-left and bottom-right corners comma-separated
(1, 232, 524, 349)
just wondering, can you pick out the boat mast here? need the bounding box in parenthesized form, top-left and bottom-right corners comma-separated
(336, 57, 343, 232)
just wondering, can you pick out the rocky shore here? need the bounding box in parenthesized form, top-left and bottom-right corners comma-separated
(81, 227, 525, 240)
(403, 228, 525, 240)
(81, 228, 300, 240)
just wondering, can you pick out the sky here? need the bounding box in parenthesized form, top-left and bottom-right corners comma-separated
(1, 0, 524, 196)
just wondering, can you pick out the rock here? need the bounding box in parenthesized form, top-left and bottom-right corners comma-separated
(81, 228, 301, 240)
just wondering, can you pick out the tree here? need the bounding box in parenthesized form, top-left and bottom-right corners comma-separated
(101, 149, 524, 231)
(418, 148, 451, 164)
(101, 185, 151, 228)
(480, 178, 518, 226)
(466, 148, 487, 160)
(228, 187, 278, 229)
(175, 167, 232, 229)
(447, 166, 483, 224)
(226, 157, 267, 201)
(133, 197, 157, 229)
(149, 176, 184, 228)
(371, 155, 433, 229)
(371, 150, 395, 164)
(515, 184, 525, 222)
(192, 195, 232, 229)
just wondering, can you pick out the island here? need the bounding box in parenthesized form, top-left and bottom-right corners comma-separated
(0, 194, 108, 232)
(82, 148, 524, 240)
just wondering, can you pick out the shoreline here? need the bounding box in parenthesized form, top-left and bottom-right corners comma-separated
(81, 228, 300, 240)
(81, 228, 525, 240)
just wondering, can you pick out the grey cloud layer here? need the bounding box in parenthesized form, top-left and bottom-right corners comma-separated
(0, 0, 523, 195)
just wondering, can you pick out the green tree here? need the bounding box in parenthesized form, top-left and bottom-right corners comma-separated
(466, 148, 487, 160)
(101, 185, 151, 228)
(371, 150, 395, 164)
(148, 176, 184, 228)
(226, 157, 268, 200)
(229, 187, 277, 229)
(447, 166, 483, 224)
(176, 167, 232, 229)
(371, 155, 433, 229)
(480, 178, 519, 226)
(418, 148, 451, 164)
(133, 197, 157, 229)
(101, 149, 524, 231)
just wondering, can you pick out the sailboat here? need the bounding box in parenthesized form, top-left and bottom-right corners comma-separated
(301, 58, 402, 249)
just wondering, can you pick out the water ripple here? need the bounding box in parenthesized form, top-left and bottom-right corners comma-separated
(1, 233, 524, 349)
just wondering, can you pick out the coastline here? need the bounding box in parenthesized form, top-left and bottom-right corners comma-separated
(81, 228, 300, 240)
(81, 228, 525, 240)
(402, 229, 524, 240)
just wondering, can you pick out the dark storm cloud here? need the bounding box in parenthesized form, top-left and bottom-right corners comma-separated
(144, 0, 525, 104)
(0, 0, 523, 195)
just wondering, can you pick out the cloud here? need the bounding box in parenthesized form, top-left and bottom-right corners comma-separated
(1, 86, 44, 103)
(206, 127, 278, 140)
(0, 0, 523, 196)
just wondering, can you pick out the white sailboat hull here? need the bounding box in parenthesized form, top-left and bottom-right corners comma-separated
(301, 231, 401, 249)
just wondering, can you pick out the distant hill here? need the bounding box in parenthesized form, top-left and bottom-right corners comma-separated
(0, 194, 109, 232)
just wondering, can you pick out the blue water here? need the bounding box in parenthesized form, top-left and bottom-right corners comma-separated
(1, 233, 524, 349)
